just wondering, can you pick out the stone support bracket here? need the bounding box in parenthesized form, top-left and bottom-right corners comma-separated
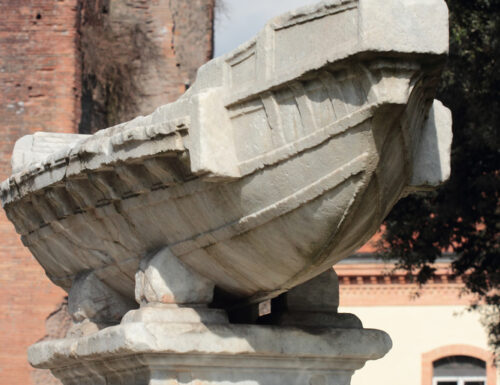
(31, 253, 391, 384)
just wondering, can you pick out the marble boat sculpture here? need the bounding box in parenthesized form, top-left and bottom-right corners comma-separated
(1, 0, 451, 307)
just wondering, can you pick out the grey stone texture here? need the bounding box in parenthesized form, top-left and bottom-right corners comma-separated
(0, 0, 452, 306)
(1, 0, 452, 384)
(135, 247, 215, 305)
(66, 270, 136, 337)
(29, 320, 392, 385)
(276, 270, 363, 328)
(410, 100, 453, 189)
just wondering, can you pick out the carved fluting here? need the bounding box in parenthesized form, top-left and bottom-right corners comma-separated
(142, 158, 179, 187)
(64, 179, 99, 210)
(5, 154, 191, 236)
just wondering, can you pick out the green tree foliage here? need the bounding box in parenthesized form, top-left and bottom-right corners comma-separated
(380, 0, 500, 355)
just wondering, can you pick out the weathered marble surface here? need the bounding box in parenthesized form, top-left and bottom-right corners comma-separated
(29, 321, 391, 385)
(29, 260, 391, 385)
(1, 0, 451, 384)
(1, 0, 451, 307)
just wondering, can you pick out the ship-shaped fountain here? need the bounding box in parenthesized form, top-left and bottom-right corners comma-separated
(1, 0, 452, 384)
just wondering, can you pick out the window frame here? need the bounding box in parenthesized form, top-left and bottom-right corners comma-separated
(432, 376, 487, 385)
(422, 345, 497, 385)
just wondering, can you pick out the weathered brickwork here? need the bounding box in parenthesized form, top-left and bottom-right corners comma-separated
(0, 1, 80, 384)
(30, 302, 72, 385)
(0, 1, 215, 384)
(0, 0, 81, 177)
(337, 261, 474, 307)
(79, 0, 215, 133)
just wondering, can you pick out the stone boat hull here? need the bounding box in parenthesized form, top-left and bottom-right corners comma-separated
(1, 0, 452, 303)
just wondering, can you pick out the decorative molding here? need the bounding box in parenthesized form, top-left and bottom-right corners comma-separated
(337, 261, 476, 306)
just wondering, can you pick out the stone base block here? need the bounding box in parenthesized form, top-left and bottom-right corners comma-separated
(28, 321, 392, 385)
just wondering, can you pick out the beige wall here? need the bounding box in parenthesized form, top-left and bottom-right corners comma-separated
(339, 305, 499, 385)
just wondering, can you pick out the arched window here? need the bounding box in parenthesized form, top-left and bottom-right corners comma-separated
(432, 355, 487, 385)
(422, 345, 496, 385)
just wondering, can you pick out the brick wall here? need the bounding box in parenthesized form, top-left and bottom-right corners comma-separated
(0, 1, 214, 384)
(336, 261, 474, 307)
(0, 1, 80, 383)
(79, 0, 215, 133)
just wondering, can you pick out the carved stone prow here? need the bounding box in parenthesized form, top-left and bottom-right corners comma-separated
(406, 99, 453, 193)
(11, 132, 89, 174)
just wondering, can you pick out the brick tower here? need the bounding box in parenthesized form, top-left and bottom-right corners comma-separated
(0, 1, 215, 383)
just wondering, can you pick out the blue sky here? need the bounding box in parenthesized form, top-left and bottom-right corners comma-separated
(214, 0, 318, 57)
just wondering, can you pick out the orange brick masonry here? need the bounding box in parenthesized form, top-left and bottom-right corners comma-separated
(0, 1, 80, 384)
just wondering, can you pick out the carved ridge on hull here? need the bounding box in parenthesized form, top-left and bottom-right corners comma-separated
(168, 152, 369, 257)
(4, 59, 424, 234)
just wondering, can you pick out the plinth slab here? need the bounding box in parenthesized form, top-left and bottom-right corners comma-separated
(29, 322, 391, 385)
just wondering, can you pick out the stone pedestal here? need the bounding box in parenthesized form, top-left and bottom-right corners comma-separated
(28, 248, 391, 385)
(29, 321, 391, 385)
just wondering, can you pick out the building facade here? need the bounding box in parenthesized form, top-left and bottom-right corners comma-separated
(337, 256, 499, 385)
